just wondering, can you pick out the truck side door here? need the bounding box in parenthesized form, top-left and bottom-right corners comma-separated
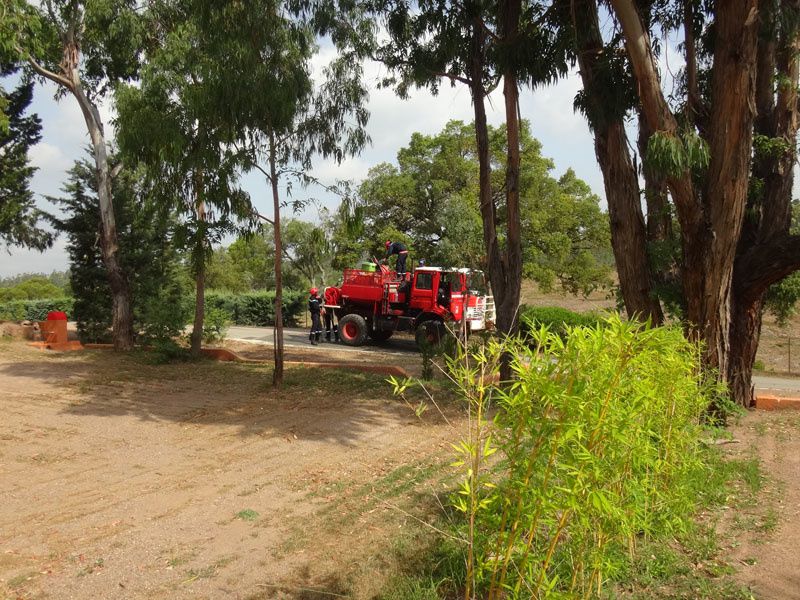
(410, 271, 435, 311)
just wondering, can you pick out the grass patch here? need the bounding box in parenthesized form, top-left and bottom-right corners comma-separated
(236, 509, 259, 522)
(6, 571, 39, 589)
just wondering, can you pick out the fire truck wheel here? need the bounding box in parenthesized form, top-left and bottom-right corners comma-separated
(415, 321, 444, 350)
(369, 329, 394, 342)
(338, 314, 368, 346)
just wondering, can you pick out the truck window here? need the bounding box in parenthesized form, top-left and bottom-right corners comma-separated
(466, 271, 488, 295)
(415, 272, 433, 290)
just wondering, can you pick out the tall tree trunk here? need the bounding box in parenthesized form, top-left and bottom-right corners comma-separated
(73, 81, 134, 350)
(469, 20, 504, 327)
(269, 130, 285, 387)
(729, 0, 800, 406)
(571, 0, 663, 324)
(191, 255, 206, 355)
(190, 180, 206, 356)
(728, 296, 764, 406)
(500, 0, 523, 339)
(697, 0, 759, 378)
(611, 0, 758, 389)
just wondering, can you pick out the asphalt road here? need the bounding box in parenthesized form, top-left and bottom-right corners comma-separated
(228, 325, 800, 396)
(227, 325, 418, 356)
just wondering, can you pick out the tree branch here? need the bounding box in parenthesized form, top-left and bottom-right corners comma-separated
(735, 234, 800, 302)
(429, 70, 473, 86)
(252, 210, 274, 226)
(17, 45, 73, 90)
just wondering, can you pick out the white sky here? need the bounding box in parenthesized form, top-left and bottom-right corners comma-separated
(0, 52, 603, 277)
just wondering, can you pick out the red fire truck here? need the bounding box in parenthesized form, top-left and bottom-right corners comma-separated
(324, 262, 495, 348)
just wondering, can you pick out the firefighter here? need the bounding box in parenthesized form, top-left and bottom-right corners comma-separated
(384, 240, 409, 277)
(323, 286, 339, 342)
(308, 288, 323, 345)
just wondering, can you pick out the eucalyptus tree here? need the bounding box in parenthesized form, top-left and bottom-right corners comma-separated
(3, 0, 146, 349)
(569, 0, 800, 406)
(369, 0, 569, 363)
(114, 2, 255, 356)
(166, 0, 369, 385)
(564, 0, 664, 323)
(0, 65, 52, 251)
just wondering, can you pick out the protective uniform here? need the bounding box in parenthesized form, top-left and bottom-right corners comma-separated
(323, 286, 339, 342)
(308, 288, 323, 345)
(385, 240, 409, 276)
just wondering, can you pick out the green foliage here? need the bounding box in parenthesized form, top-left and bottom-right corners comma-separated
(205, 291, 305, 327)
(439, 317, 718, 597)
(51, 157, 190, 343)
(0, 297, 74, 321)
(0, 70, 52, 251)
(0, 270, 70, 291)
(753, 133, 792, 161)
(352, 120, 611, 292)
(646, 130, 710, 179)
(519, 305, 604, 340)
(138, 288, 192, 346)
(0, 276, 66, 301)
(202, 306, 231, 344)
(766, 271, 800, 326)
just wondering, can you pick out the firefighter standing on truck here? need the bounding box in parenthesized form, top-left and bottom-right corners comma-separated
(384, 240, 409, 277)
(323, 286, 339, 342)
(308, 288, 323, 345)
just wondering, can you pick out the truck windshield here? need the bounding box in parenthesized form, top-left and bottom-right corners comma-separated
(466, 271, 489, 295)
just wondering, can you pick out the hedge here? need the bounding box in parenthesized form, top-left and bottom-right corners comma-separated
(203, 290, 306, 327)
(519, 305, 605, 340)
(0, 298, 75, 322)
(0, 292, 306, 328)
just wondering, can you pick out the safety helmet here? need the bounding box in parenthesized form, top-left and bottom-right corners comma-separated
(309, 287, 318, 296)
(385, 240, 392, 248)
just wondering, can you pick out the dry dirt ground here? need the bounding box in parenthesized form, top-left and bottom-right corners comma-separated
(718, 411, 800, 600)
(3, 337, 800, 600)
(0, 342, 462, 599)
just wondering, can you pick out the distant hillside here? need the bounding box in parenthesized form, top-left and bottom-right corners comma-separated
(0, 271, 70, 290)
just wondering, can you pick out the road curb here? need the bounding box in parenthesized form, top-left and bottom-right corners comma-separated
(755, 394, 800, 411)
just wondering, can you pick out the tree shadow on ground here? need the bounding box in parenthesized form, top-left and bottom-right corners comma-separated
(0, 346, 451, 445)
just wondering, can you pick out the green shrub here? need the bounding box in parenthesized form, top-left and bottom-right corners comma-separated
(203, 306, 231, 344)
(205, 290, 305, 327)
(0, 297, 75, 322)
(440, 316, 719, 598)
(138, 292, 192, 345)
(519, 304, 604, 341)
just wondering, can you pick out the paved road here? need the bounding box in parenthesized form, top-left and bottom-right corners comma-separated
(227, 325, 418, 355)
(752, 374, 800, 395)
(227, 326, 800, 395)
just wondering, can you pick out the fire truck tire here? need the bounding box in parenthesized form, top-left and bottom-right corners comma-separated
(339, 314, 368, 346)
(415, 321, 444, 350)
(369, 329, 394, 342)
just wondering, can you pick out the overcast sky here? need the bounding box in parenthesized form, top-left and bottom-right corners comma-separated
(0, 49, 606, 278)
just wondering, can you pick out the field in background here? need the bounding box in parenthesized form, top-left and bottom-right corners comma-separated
(521, 280, 800, 376)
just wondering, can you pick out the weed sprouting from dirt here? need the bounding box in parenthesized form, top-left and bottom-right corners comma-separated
(236, 509, 260, 522)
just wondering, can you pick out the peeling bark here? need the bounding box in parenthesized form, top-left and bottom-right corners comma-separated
(572, 0, 663, 323)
